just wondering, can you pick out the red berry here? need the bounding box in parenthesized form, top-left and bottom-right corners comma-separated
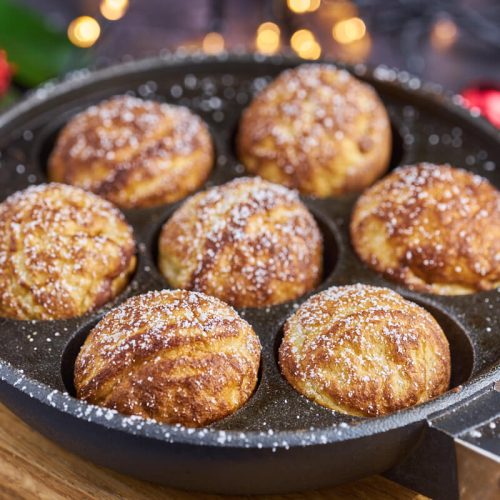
(0, 50, 11, 96)
(461, 84, 500, 128)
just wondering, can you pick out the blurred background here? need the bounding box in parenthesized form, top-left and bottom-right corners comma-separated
(0, 0, 499, 125)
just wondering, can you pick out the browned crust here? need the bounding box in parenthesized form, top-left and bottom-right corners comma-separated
(350, 163, 500, 295)
(237, 64, 391, 197)
(0, 183, 136, 320)
(74, 290, 261, 427)
(48, 95, 213, 209)
(279, 284, 451, 417)
(158, 177, 323, 308)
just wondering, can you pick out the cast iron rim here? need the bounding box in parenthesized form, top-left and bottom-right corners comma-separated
(0, 53, 498, 449)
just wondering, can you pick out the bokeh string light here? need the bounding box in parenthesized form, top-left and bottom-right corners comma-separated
(287, 0, 322, 14)
(288, 0, 311, 14)
(256, 22, 281, 55)
(430, 18, 458, 51)
(307, 0, 321, 12)
(68, 0, 128, 50)
(202, 32, 225, 54)
(67, 16, 101, 48)
(62, 0, 479, 69)
(291, 29, 321, 60)
(332, 16, 366, 44)
(100, 0, 129, 21)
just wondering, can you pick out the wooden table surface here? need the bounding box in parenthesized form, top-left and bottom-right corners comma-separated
(0, 403, 426, 500)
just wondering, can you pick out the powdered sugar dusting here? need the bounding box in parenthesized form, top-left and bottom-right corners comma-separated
(280, 284, 451, 416)
(75, 289, 261, 427)
(49, 95, 213, 208)
(159, 177, 323, 308)
(352, 163, 500, 294)
(238, 63, 391, 196)
(0, 183, 135, 320)
(244, 64, 385, 152)
(61, 95, 205, 163)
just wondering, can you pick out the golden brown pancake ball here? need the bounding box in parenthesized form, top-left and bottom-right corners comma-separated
(237, 64, 391, 197)
(279, 284, 451, 417)
(351, 163, 500, 295)
(158, 177, 323, 308)
(0, 183, 136, 320)
(74, 289, 261, 427)
(48, 95, 213, 209)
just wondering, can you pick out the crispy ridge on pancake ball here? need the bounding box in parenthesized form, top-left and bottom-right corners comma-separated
(48, 95, 213, 209)
(279, 284, 451, 417)
(74, 290, 261, 427)
(237, 64, 391, 197)
(351, 163, 500, 294)
(0, 183, 136, 320)
(158, 176, 323, 308)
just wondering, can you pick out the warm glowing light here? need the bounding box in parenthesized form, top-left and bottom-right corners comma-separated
(256, 22, 281, 55)
(431, 18, 458, 51)
(287, 0, 311, 14)
(202, 32, 225, 55)
(258, 22, 280, 34)
(100, 0, 129, 21)
(291, 29, 314, 49)
(67, 16, 101, 48)
(291, 29, 321, 60)
(307, 0, 321, 12)
(332, 16, 366, 44)
(300, 40, 321, 59)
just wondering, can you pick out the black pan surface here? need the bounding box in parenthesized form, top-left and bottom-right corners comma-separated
(0, 54, 498, 494)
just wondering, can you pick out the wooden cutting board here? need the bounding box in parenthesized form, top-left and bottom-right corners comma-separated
(0, 403, 426, 499)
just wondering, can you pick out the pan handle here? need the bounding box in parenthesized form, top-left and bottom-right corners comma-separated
(429, 381, 500, 499)
(386, 381, 500, 499)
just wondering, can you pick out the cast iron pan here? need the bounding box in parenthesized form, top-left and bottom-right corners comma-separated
(0, 54, 499, 499)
